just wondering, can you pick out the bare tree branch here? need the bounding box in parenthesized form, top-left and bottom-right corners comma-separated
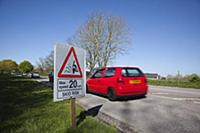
(69, 12, 130, 72)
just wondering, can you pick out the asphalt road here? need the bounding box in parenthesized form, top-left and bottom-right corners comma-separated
(36, 78, 200, 133)
(78, 86, 200, 133)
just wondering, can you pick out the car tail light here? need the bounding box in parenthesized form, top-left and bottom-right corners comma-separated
(117, 78, 124, 84)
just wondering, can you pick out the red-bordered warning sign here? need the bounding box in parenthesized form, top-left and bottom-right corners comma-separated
(58, 47, 83, 78)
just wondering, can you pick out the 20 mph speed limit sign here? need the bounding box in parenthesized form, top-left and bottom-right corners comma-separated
(54, 44, 86, 102)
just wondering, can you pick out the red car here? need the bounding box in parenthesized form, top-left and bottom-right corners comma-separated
(87, 67, 148, 100)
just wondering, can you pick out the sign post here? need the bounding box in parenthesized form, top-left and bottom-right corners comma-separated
(54, 44, 86, 128)
(71, 98, 76, 128)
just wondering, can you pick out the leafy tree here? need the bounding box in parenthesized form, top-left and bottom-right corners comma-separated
(188, 73, 199, 82)
(19, 60, 33, 73)
(70, 12, 130, 72)
(0, 59, 18, 74)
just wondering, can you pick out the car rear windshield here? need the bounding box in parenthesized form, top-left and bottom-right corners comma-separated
(122, 68, 144, 77)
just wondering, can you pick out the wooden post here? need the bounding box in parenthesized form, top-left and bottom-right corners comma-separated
(70, 97, 76, 128)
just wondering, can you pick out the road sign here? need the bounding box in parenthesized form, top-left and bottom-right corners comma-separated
(54, 44, 86, 101)
(58, 47, 82, 78)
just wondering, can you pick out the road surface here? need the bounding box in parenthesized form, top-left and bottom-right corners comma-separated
(78, 85, 200, 133)
(36, 78, 200, 133)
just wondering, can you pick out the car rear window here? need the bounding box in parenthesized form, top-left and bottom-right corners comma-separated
(122, 68, 144, 77)
(104, 68, 116, 77)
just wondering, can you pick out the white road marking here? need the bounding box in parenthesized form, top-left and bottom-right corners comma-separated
(150, 86, 200, 95)
(151, 92, 169, 95)
(193, 101, 200, 104)
(152, 95, 200, 102)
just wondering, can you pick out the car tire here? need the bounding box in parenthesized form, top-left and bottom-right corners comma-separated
(108, 88, 116, 101)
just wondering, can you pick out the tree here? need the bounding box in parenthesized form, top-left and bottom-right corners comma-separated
(70, 12, 130, 72)
(0, 59, 18, 74)
(36, 58, 46, 73)
(19, 60, 33, 73)
(36, 51, 54, 73)
(188, 73, 199, 82)
(44, 51, 54, 72)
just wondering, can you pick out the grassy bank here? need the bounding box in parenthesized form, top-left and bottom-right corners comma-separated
(0, 77, 117, 133)
(148, 79, 200, 89)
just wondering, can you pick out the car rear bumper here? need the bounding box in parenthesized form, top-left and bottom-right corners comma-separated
(115, 85, 148, 97)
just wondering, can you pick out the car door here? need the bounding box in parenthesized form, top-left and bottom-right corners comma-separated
(101, 68, 117, 94)
(87, 69, 104, 93)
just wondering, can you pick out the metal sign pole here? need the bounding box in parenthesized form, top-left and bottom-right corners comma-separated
(70, 97, 76, 128)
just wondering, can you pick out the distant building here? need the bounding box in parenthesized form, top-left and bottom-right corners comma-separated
(145, 73, 160, 80)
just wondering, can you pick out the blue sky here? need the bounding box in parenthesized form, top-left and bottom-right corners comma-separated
(0, 0, 200, 76)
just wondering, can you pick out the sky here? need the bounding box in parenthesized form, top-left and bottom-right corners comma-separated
(0, 0, 200, 76)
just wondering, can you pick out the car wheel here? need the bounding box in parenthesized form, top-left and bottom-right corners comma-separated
(108, 88, 116, 101)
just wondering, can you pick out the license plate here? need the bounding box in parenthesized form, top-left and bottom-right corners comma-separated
(129, 80, 141, 84)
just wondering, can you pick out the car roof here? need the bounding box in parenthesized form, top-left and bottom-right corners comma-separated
(100, 66, 140, 69)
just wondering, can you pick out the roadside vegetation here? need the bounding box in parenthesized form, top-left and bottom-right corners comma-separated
(0, 59, 33, 74)
(0, 77, 117, 133)
(148, 74, 200, 89)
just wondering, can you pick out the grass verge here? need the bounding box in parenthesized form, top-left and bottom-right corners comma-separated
(148, 79, 200, 89)
(0, 77, 117, 133)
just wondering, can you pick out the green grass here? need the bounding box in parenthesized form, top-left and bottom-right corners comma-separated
(0, 77, 117, 133)
(39, 72, 49, 76)
(148, 79, 200, 89)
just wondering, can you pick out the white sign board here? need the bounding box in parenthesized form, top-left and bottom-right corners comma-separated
(54, 44, 86, 102)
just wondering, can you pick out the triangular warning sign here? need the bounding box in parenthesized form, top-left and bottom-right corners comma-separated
(58, 47, 83, 78)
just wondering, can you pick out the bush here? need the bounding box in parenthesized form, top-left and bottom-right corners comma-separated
(188, 74, 199, 82)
